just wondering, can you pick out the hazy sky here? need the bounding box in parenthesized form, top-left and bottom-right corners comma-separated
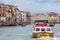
(0, 0, 60, 14)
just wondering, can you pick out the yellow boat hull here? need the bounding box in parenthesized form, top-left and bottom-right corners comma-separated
(32, 32, 54, 38)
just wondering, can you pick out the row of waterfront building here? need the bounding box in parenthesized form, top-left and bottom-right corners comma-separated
(0, 3, 60, 26)
(31, 12, 60, 24)
(0, 3, 31, 26)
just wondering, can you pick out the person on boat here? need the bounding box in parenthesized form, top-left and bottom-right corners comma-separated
(38, 22, 47, 26)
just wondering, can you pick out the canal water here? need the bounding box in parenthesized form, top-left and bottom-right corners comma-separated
(0, 24, 60, 40)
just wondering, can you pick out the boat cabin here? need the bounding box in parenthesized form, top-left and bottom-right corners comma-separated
(34, 20, 55, 27)
(32, 27, 54, 38)
(33, 27, 52, 32)
(34, 20, 48, 26)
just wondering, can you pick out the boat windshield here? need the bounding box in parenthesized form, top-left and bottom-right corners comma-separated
(41, 28, 45, 31)
(47, 28, 51, 31)
(36, 28, 40, 31)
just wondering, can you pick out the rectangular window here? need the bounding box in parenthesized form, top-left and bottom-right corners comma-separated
(23, 15, 24, 17)
(47, 28, 50, 31)
(41, 28, 45, 31)
(0, 14, 1, 16)
(23, 19, 24, 21)
(36, 28, 40, 31)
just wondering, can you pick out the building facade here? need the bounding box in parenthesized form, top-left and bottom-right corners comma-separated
(21, 11, 31, 24)
(16, 9, 22, 25)
(47, 12, 58, 23)
(58, 15, 60, 23)
(0, 3, 20, 25)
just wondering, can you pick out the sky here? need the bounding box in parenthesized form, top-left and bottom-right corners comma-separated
(0, 0, 60, 14)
